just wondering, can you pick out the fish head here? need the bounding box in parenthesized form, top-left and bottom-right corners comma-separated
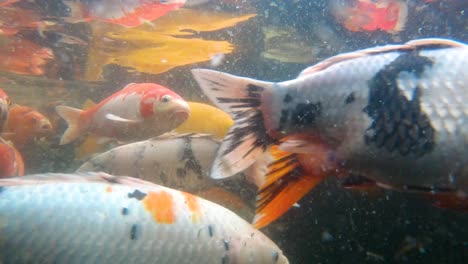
(152, 90, 190, 124)
(25, 110, 54, 136)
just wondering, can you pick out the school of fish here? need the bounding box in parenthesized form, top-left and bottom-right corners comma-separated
(0, 0, 466, 263)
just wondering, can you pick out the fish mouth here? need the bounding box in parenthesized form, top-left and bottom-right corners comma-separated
(173, 110, 190, 121)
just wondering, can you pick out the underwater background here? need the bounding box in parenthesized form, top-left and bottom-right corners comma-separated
(0, 0, 467, 263)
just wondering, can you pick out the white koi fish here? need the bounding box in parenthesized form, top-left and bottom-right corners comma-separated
(0, 172, 288, 264)
(191, 38, 468, 228)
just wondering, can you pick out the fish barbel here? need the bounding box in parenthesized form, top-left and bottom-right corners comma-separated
(191, 38, 468, 227)
(0, 172, 288, 264)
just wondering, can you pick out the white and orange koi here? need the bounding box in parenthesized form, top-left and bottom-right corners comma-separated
(55, 83, 190, 145)
(0, 172, 288, 264)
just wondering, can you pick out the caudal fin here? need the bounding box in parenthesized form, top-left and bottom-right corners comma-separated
(191, 69, 276, 179)
(55, 105, 85, 145)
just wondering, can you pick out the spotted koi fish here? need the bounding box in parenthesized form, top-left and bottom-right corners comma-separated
(191, 38, 468, 228)
(76, 134, 220, 193)
(0, 172, 288, 264)
(55, 83, 190, 145)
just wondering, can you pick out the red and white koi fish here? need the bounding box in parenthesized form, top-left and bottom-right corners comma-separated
(55, 83, 190, 145)
(0, 172, 288, 264)
(64, 0, 186, 28)
(191, 38, 468, 228)
(330, 0, 408, 33)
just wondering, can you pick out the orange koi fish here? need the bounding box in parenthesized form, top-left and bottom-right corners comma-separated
(331, 0, 408, 33)
(65, 0, 186, 28)
(0, 138, 24, 178)
(2, 104, 53, 147)
(0, 88, 10, 132)
(0, 38, 54, 75)
(0, 172, 289, 263)
(56, 83, 190, 145)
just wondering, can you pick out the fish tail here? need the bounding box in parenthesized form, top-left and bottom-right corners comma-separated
(55, 105, 86, 145)
(191, 69, 277, 179)
(252, 145, 326, 229)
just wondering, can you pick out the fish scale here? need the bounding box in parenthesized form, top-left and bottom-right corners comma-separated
(0, 173, 287, 264)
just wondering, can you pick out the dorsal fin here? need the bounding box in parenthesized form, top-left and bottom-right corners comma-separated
(298, 38, 466, 78)
(0, 172, 161, 188)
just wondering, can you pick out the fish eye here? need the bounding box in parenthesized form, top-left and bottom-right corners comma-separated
(160, 95, 172, 103)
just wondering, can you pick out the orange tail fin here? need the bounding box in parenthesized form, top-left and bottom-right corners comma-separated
(252, 144, 328, 229)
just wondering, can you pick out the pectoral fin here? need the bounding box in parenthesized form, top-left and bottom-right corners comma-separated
(252, 144, 329, 229)
(105, 113, 141, 123)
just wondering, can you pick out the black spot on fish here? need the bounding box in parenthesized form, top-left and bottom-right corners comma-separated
(345, 92, 355, 104)
(283, 94, 293, 103)
(121, 207, 129, 215)
(223, 239, 230, 251)
(101, 175, 119, 183)
(181, 137, 204, 179)
(130, 224, 138, 240)
(278, 109, 290, 132)
(208, 224, 215, 237)
(365, 51, 435, 157)
(128, 189, 147, 200)
(291, 101, 322, 129)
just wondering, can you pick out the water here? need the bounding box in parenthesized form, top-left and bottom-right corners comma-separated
(0, 0, 467, 263)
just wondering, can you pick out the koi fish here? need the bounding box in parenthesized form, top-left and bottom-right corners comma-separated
(175, 102, 233, 139)
(0, 6, 54, 36)
(0, 138, 24, 178)
(191, 38, 468, 228)
(330, 0, 408, 33)
(2, 104, 53, 147)
(64, 0, 186, 28)
(0, 38, 54, 75)
(0, 172, 289, 264)
(0, 88, 10, 133)
(55, 83, 190, 145)
(76, 134, 220, 193)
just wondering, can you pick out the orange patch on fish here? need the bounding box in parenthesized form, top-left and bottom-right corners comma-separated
(105, 186, 112, 193)
(182, 192, 202, 223)
(143, 191, 175, 224)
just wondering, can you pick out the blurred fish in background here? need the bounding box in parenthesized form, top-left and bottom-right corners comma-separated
(330, 0, 408, 33)
(63, 0, 186, 27)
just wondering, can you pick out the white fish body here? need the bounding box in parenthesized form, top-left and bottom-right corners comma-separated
(0, 173, 288, 264)
(76, 134, 220, 192)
